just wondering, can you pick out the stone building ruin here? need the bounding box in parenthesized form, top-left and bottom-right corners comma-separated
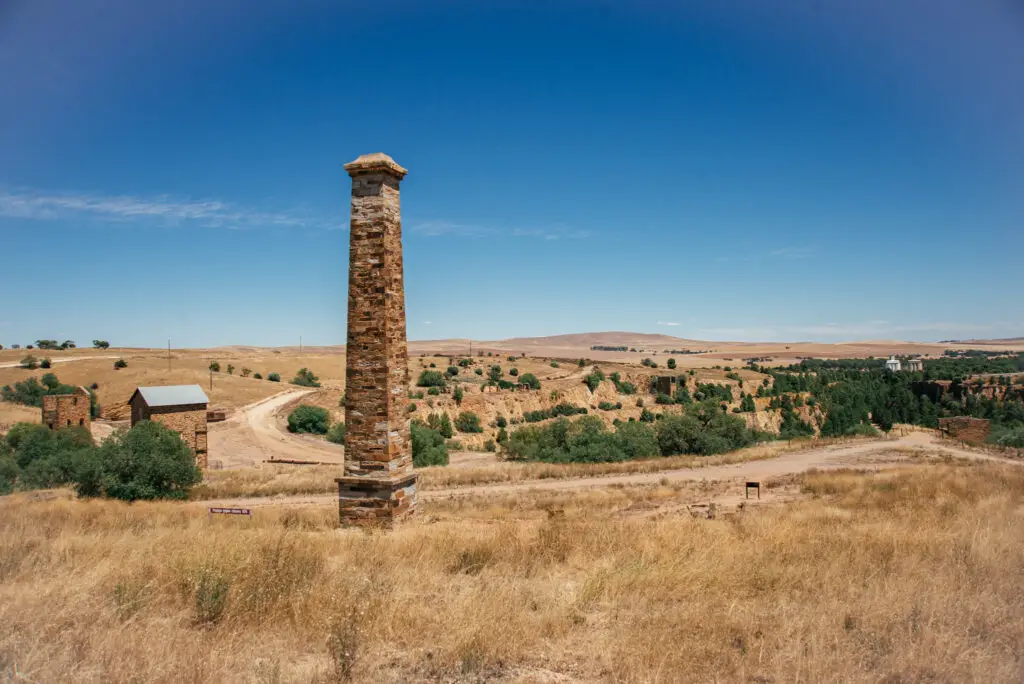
(42, 386, 91, 430)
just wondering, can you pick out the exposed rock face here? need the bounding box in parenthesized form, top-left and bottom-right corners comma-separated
(336, 153, 417, 526)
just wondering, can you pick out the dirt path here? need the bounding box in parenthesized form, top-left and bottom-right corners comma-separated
(0, 355, 118, 369)
(199, 431, 1021, 509)
(208, 389, 345, 468)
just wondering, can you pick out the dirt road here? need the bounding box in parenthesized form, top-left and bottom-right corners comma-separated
(208, 389, 345, 468)
(200, 430, 1020, 509)
(0, 355, 118, 369)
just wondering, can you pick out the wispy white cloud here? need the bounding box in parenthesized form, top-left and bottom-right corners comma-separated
(411, 220, 591, 241)
(423, 320, 432, 325)
(768, 246, 816, 259)
(657, 321, 681, 327)
(696, 320, 1000, 341)
(0, 187, 347, 231)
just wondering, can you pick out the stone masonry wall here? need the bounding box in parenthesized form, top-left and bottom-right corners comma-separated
(42, 388, 91, 430)
(136, 403, 209, 469)
(939, 416, 990, 445)
(344, 159, 411, 478)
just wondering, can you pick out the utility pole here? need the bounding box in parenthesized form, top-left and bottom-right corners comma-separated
(209, 365, 214, 391)
(167, 339, 171, 372)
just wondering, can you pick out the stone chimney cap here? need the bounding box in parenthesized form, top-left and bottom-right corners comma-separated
(343, 153, 407, 179)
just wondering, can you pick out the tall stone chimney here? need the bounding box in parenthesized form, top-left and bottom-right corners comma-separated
(336, 153, 417, 526)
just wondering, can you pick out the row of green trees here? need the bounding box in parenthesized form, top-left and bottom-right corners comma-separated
(1, 373, 101, 418)
(505, 401, 763, 463)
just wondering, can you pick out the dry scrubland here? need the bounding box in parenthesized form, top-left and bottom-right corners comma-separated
(2, 463, 1024, 682)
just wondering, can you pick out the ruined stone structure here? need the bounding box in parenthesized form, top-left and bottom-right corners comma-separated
(939, 416, 991, 445)
(654, 376, 674, 396)
(336, 153, 417, 526)
(128, 385, 209, 468)
(42, 386, 91, 430)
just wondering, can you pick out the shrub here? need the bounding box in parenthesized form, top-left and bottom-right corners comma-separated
(114, 358, 128, 369)
(254, 373, 263, 380)
(455, 411, 483, 433)
(92, 340, 110, 349)
(326, 422, 346, 445)
(240, 367, 252, 378)
(496, 427, 509, 444)
(488, 366, 502, 382)
(20, 355, 38, 369)
(209, 361, 221, 372)
(655, 405, 754, 456)
(598, 401, 617, 411)
(417, 370, 446, 387)
(655, 393, 674, 405)
(518, 373, 541, 390)
(427, 387, 440, 396)
(551, 361, 560, 368)
(227, 365, 235, 375)
(509, 368, 519, 377)
(639, 408, 655, 423)
(3, 423, 94, 490)
(74, 421, 201, 501)
(267, 372, 281, 382)
(286, 405, 330, 434)
(458, 358, 472, 368)
(483, 439, 496, 452)
(497, 380, 515, 390)
(439, 413, 454, 439)
(474, 367, 483, 376)
(411, 422, 448, 466)
(40, 358, 52, 369)
(505, 416, 659, 463)
(495, 415, 507, 428)
(291, 368, 321, 387)
(667, 358, 676, 369)
(408, 402, 417, 413)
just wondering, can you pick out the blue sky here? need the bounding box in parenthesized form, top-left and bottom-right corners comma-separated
(1, 0, 1021, 347)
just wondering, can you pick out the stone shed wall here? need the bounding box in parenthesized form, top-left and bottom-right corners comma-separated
(42, 389, 91, 430)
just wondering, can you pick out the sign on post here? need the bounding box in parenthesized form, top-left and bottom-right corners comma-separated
(209, 507, 252, 516)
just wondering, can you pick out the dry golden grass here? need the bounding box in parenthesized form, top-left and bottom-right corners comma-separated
(3, 461, 1023, 682)
(192, 435, 886, 500)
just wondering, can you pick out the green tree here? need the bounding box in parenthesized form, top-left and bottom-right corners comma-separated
(20, 355, 38, 369)
(518, 373, 541, 390)
(209, 361, 221, 372)
(453, 385, 464, 405)
(92, 340, 110, 349)
(455, 411, 483, 433)
(417, 370, 446, 387)
(291, 367, 321, 387)
(74, 421, 201, 501)
(286, 405, 330, 434)
(411, 422, 448, 466)
(439, 413, 454, 439)
(267, 372, 280, 382)
(326, 422, 346, 445)
(667, 358, 677, 369)
(114, 358, 127, 369)
(226, 364, 235, 375)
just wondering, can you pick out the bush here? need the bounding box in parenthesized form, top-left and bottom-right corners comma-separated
(518, 373, 541, 390)
(227, 365, 235, 375)
(505, 416, 659, 463)
(474, 368, 483, 376)
(20, 355, 38, 369)
(267, 372, 281, 382)
(209, 361, 221, 372)
(995, 427, 1024, 449)
(40, 358, 52, 369)
(411, 422, 448, 466)
(253, 372, 263, 380)
(655, 404, 754, 456)
(495, 415, 507, 428)
(240, 368, 252, 378)
(439, 413, 454, 439)
(667, 358, 676, 369)
(291, 368, 321, 387)
(417, 370, 446, 387)
(551, 361, 560, 368)
(74, 421, 201, 501)
(3, 423, 94, 490)
(597, 401, 618, 411)
(584, 368, 605, 392)
(92, 340, 110, 349)
(445, 366, 459, 378)
(326, 422, 346, 445)
(114, 358, 128, 369)
(655, 393, 674, 405)
(483, 439, 496, 452)
(458, 358, 472, 367)
(427, 387, 440, 396)
(453, 385, 464, 405)
(455, 411, 483, 433)
(509, 368, 519, 377)
(286, 405, 330, 434)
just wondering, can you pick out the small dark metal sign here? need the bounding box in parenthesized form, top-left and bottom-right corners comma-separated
(745, 482, 760, 500)
(209, 507, 252, 516)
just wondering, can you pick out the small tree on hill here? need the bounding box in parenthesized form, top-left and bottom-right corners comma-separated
(114, 359, 128, 370)
(417, 370, 446, 387)
(226, 364, 235, 375)
(667, 358, 677, 369)
(326, 422, 346, 445)
(453, 385, 464, 406)
(291, 368, 321, 387)
(209, 361, 220, 372)
(439, 413, 454, 439)
(519, 373, 541, 390)
(411, 421, 448, 466)
(92, 340, 110, 349)
(267, 372, 281, 382)
(455, 411, 483, 433)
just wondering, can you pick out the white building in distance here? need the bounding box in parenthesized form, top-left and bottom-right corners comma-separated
(885, 355, 902, 372)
